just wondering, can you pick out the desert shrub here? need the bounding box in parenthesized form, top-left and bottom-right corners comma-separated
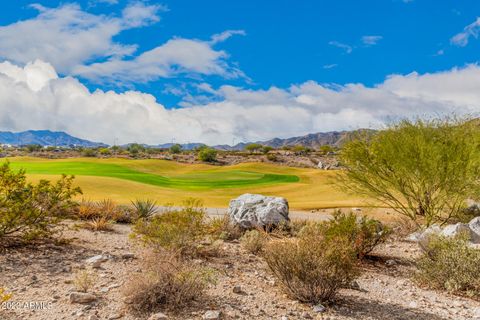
(207, 215, 244, 241)
(82, 149, 96, 157)
(124, 250, 215, 313)
(131, 199, 158, 220)
(198, 147, 217, 162)
(241, 229, 268, 254)
(115, 204, 135, 224)
(169, 144, 183, 154)
(76, 200, 99, 220)
(319, 211, 390, 259)
(76, 199, 123, 222)
(73, 269, 96, 293)
(264, 227, 358, 304)
(131, 199, 208, 256)
(83, 217, 114, 231)
(340, 118, 480, 226)
(415, 234, 480, 296)
(266, 153, 278, 162)
(0, 162, 81, 241)
(245, 143, 263, 153)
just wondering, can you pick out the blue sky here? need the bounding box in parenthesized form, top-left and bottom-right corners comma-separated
(0, 0, 479, 144)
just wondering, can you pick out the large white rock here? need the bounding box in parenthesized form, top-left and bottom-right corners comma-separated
(227, 193, 289, 229)
(468, 217, 480, 244)
(440, 223, 472, 238)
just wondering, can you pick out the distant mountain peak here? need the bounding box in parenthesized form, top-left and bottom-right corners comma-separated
(0, 130, 107, 147)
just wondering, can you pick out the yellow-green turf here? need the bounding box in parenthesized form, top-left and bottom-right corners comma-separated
(3, 157, 369, 210)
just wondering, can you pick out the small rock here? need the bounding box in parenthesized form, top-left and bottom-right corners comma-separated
(85, 255, 109, 268)
(121, 253, 135, 259)
(69, 292, 97, 304)
(31, 275, 38, 282)
(409, 301, 418, 309)
(203, 310, 222, 319)
(313, 304, 326, 313)
(301, 312, 313, 319)
(108, 313, 123, 320)
(385, 259, 397, 266)
(232, 286, 243, 294)
(88, 316, 99, 320)
(281, 317, 288, 320)
(148, 313, 168, 320)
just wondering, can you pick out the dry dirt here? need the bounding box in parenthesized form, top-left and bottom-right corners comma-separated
(1, 221, 480, 320)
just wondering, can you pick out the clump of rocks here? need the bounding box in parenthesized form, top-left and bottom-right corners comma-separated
(407, 216, 480, 248)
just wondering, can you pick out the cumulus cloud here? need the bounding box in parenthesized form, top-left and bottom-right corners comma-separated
(361, 35, 383, 46)
(73, 37, 245, 84)
(0, 2, 239, 85)
(451, 17, 480, 47)
(0, 60, 479, 145)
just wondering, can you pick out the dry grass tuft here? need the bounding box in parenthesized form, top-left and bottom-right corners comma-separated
(123, 250, 215, 313)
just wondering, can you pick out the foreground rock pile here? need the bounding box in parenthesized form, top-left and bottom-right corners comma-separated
(408, 216, 480, 247)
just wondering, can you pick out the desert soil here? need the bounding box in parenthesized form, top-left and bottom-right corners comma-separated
(1, 215, 480, 320)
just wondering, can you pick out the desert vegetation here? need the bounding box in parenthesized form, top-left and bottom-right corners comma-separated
(3, 117, 480, 319)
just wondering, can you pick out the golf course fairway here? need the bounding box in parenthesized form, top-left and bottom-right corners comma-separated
(3, 157, 367, 209)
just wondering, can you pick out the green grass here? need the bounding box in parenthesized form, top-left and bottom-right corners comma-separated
(2, 157, 370, 209)
(5, 158, 299, 190)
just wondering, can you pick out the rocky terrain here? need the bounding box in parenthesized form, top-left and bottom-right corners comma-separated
(2, 217, 480, 320)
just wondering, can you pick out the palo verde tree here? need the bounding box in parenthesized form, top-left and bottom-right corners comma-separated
(339, 118, 480, 226)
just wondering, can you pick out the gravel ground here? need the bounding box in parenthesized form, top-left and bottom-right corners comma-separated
(1, 222, 480, 320)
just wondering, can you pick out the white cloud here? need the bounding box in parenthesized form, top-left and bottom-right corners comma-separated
(323, 64, 338, 69)
(451, 17, 480, 47)
(361, 35, 383, 46)
(0, 3, 163, 74)
(210, 30, 246, 44)
(73, 37, 245, 84)
(328, 41, 352, 53)
(0, 3, 243, 85)
(1, 60, 480, 145)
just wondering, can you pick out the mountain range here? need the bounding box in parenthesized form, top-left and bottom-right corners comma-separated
(0, 129, 370, 149)
(0, 130, 106, 147)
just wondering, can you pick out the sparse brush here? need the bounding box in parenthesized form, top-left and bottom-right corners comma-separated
(73, 269, 96, 293)
(83, 217, 114, 232)
(96, 199, 122, 221)
(241, 229, 268, 254)
(415, 234, 480, 296)
(131, 198, 208, 257)
(115, 205, 135, 224)
(123, 250, 215, 313)
(264, 227, 358, 304)
(77, 200, 99, 220)
(207, 215, 244, 241)
(317, 210, 390, 259)
(131, 199, 158, 220)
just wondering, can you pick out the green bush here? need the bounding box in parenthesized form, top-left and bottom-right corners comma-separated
(319, 210, 390, 259)
(131, 199, 207, 256)
(169, 144, 182, 154)
(82, 149, 96, 157)
(198, 147, 217, 162)
(340, 118, 480, 226)
(264, 226, 358, 303)
(0, 162, 81, 241)
(415, 234, 480, 296)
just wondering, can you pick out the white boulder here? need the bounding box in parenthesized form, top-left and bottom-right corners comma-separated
(468, 217, 480, 244)
(227, 193, 289, 229)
